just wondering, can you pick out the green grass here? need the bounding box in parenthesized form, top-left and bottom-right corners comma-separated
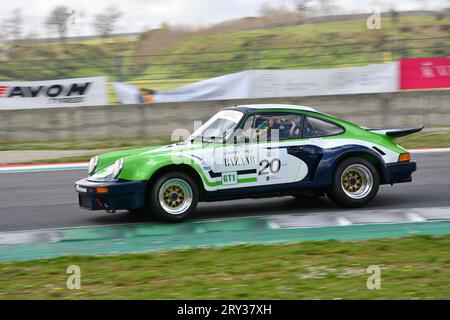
(135, 16, 450, 84)
(0, 136, 172, 151)
(397, 128, 450, 148)
(2, 15, 449, 86)
(1, 128, 448, 152)
(0, 235, 449, 299)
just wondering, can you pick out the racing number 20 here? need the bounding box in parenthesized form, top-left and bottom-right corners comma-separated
(258, 158, 281, 175)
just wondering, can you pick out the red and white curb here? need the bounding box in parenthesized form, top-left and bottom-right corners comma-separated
(0, 147, 449, 174)
(408, 147, 450, 154)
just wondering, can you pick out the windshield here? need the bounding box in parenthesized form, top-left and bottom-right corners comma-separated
(189, 110, 243, 142)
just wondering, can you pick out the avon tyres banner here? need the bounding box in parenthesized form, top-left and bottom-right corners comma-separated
(400, 57, 450, 90)
(0, 76, 108, 110)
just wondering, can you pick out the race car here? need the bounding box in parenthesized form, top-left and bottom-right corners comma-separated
(75, 104, 422, 221)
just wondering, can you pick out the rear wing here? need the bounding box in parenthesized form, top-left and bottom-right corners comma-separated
(367, 125, 424, 138)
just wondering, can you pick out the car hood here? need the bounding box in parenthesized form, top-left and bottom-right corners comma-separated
(94, 142, 207, 172)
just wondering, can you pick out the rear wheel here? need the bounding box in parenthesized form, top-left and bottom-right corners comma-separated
(327, 157, 379, 208)
(147, 172, 199, 222)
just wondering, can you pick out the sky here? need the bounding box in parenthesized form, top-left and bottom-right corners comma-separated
(1, 0, 449, 38)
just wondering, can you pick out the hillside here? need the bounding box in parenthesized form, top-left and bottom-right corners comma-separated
(0, 14, 449, 90)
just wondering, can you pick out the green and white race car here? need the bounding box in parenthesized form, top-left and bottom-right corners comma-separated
(75, 104, 422, 221)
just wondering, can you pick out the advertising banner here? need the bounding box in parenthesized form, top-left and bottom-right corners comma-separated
(112, 63, 399, 104)
(249, 63, 399, 98)
(152, 71, 251, 103)
(400, 57, 450, 90)
(113, 82, 141, 104)
(0, 76, 108, 110)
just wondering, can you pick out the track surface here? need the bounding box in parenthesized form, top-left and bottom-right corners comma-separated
(0, 153, 449, 232)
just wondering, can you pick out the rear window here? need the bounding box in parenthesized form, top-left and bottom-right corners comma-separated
(303, 116, 344, 138)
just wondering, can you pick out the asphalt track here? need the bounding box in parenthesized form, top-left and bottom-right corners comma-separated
(0, 152, 449, 232)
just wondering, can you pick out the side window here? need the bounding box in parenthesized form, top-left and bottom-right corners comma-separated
(303, 116, 344, 138)
(254, 113, 302, 142)
(235, 115, 254, 143)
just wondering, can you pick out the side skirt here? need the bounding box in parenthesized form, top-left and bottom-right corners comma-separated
(201, 181, 329, 202)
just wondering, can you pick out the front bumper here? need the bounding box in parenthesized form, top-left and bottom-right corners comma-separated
(384, 161, 417, 184)
(75, 178, 147, 211)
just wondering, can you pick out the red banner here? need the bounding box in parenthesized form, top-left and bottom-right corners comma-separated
(400, 57, 450, 90)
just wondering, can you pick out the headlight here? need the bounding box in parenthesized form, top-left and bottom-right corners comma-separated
(112, 158, 124, 179)
(88, 156, 99, 175)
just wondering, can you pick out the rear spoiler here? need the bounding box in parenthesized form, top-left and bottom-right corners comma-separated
(367, 125, 424, 138)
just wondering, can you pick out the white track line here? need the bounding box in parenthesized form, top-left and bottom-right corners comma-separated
(336, 216, 353, 226)
(0, 162, 88, 173)
(406, 213, 427, 222)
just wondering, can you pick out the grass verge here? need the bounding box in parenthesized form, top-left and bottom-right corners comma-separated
(1, 129, 450, 151)
(397, 129, 450, 148)
(0, 235, 449, 299)
(0, 136, 172, 152)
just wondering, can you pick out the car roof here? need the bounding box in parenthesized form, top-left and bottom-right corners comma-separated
(226, 104, 319, 114)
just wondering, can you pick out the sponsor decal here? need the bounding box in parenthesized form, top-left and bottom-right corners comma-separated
(3, 82, 91, 98)
(400, 57, 450, 90)
(0, 76, 107, 109)
(224, 154, 256, 167)
(222, 172, 238, 185)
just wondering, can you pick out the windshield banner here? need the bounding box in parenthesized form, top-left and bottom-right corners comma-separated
(0, 76, 108, 110)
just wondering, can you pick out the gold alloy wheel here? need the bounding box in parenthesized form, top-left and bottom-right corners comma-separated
(163, 185, 185, 208)
(342, 170, 363, 193)
(340, 164, 373, 199)
(158, 178, 193, 215)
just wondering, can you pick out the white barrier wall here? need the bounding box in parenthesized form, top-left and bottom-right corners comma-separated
(1, 90, 448, 142)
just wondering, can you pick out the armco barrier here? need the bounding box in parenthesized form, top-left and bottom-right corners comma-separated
(0, 90, 449, 142)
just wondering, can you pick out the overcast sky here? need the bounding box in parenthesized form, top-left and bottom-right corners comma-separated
(2, 0, 449, 38)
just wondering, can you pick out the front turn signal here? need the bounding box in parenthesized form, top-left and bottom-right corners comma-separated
(96, 187, 109, 194)
(398, 153, 410, 162)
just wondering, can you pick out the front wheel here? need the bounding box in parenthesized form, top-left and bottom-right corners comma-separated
(327, 157, 379, 208)
(147, 172, 199, 222)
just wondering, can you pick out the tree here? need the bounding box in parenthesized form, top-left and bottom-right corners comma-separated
(3, 8, 23, 40)
(0, 30, 10, 60)
(389, 8, 399, 24)
(294, 0, 314, 16)
(46, 6, 74, 40)
(93, 6, 122, 38)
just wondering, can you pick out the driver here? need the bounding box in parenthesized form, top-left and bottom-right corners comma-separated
(256, 116, 280, 141)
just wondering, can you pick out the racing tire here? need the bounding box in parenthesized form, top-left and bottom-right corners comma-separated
(327, 157, 379, 208)
(147, 172, 199, 222)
